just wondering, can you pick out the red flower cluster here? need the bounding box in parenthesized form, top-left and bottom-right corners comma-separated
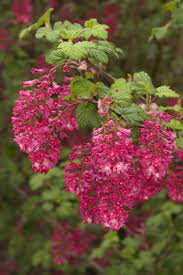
(137, 114, 175, 182)
(65, 119, 139, 230)
(176, 149, 183, 162)
(12, 0, 33, 24)
(167, 165, 183, 202)
(136, 173, 164, 202)
(65, 115, 176, 230)
(51, 222, 95, 265)
(12, 68, 77, 173)
(136, 114, 176, 201)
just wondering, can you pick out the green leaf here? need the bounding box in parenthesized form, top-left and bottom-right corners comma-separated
(95, 41, 122, 58)
(123, 237, 142, 250)
(71, 76, 96, 97)
(42, 187, 61, 202)
(54, 40, 121, 64)
(134, 251, 154, 270)
(95, 82, 111, 98)
(29, 168, 63, 191)
(171, 4, 183, 29)
(122, 237, 142, 259)
(32, 242, 51, 268)
(111, 78, 131, 93)
(90, 232, 118, 259)
(88, 41, 122, 64)
(131, 72, 155, 95)
(35, 27, 60, 42)
(89, 49, 109, 64)
(163, 0, 179, 12)
(57, 41, 95, 61)
(156, 86, 179, 98)
(176, 137, 183, 149)
(161, 201, 182, 215)
(29, 174, 47, 191)
(111, 91, 132, 108)
(150, 24, 170, 41)
(160, 104, 182, 113)
(85, 72, 94, 80)
(111, 78, 132, 108)
(151, 239, 168, 255)
(56, 202, 73, 218)
(54, 21, 84, 40)
(42, 202, 54, 211)
(45, 48, 66, 65)
(19, 8, 54, 39)
(115, 105, 147, 124)
(167, 119, 183, 130)
(76, 103, 101, 129)
(83, 18, 108, 39)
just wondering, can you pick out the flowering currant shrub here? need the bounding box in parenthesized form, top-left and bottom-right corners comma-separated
(12, 9, 182, 232)
(1, 1, 183, 274)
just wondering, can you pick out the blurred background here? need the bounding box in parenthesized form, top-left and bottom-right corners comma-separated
(0, 0, 183, 274)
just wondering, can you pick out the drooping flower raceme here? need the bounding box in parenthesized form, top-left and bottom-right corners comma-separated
(136, 114, 176, 201)
(65, 119, 140, 230)
(137, 114, 176, 182)
(12, 68, 78, 173)
(51, 222, 95, 265)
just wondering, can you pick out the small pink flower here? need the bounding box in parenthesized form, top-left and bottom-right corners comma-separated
(63, 65, 72, 73)
(31, 68, 47, 74)
(22, 79, 38, 87)
(78, 61, 88, 71)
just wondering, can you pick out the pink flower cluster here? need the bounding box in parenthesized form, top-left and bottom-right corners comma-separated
(51, 222, 95, 265)
(176, 149, 183, 162)
(167, 165, 183, 202)
(136, 172, 164, 202)
(65, 119, 140, 230)
(136, 114, 176, 201)
(12, 68, 77, 173)
(65, 115, 176, 230)
(12, 0, 33, 24)
(137, 114, 175, 182)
